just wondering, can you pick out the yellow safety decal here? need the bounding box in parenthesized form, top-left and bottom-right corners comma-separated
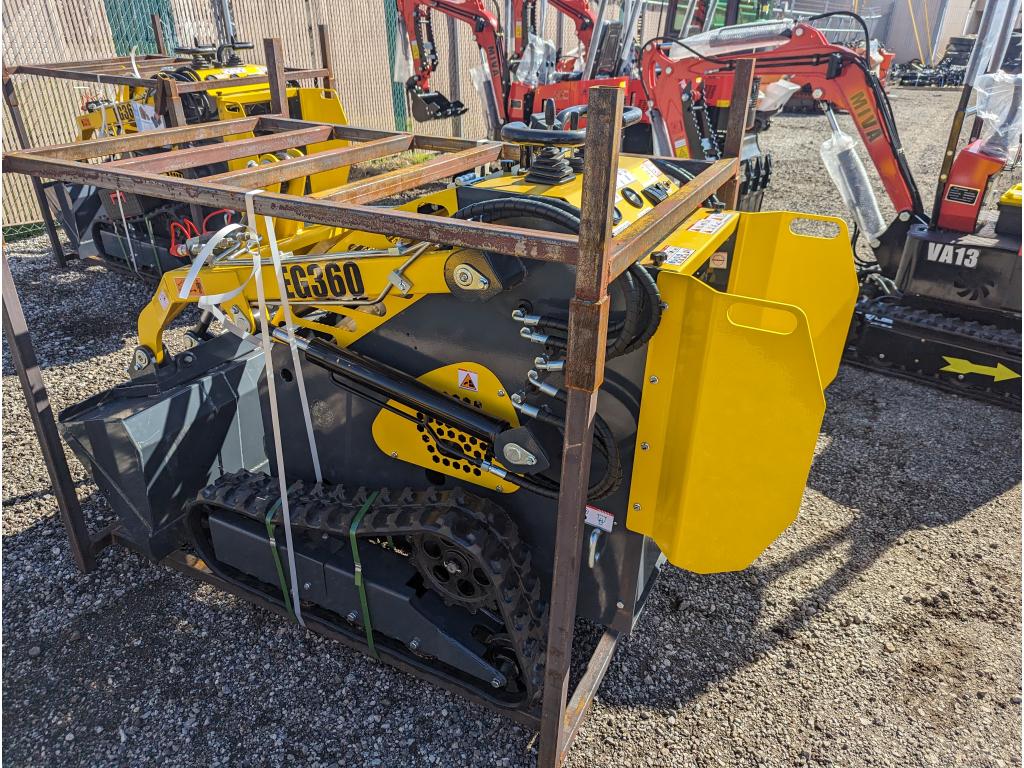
(627, 273, 826, 574)
(371, 363, 519, 493)
(941, 357, 1020, 382)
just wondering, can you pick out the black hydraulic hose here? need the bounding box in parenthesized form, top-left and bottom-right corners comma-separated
(805, 12, 872, 68)
(536, 265, 651, 358)
(531, 404, 622, 500)
(453, 198, 654, 357)
(623, 264, 662, 354)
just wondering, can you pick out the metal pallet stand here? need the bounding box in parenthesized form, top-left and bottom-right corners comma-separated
(2, 38, 749, 766)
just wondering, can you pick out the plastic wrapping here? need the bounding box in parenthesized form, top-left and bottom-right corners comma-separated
(514, 34, 558, 86)
(975, 71, 1023, 161)
(470, 59, 501, 140)
(668, 20, 793, 60)
(820, 111, 887, 242)
(757, 80, 801, 112)
(392, 17, 414, 85)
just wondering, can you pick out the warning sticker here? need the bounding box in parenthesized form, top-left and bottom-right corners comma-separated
(157, 290, 170, 309)
(945, 185, 980, 205)
(457, 368, 479, 392)
(612, 205, 653, 236)
(709, 251, 729, 269)
(616, 168, 637, 188)
(130, 101, 166, 133)
(688, 212, 734, 234)
(641, 159, 661, 182)
(662, 246, 696, 265)
(585, 505, 615, 533)
(173, 277, 204, 299)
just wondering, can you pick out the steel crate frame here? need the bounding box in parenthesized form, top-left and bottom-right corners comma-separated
(2, 43, 753, 766)
(2, 16, 336, 269)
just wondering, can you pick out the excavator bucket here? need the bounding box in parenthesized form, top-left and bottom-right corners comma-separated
(407, 87, 468, 122)
(627, 212, 857, 573)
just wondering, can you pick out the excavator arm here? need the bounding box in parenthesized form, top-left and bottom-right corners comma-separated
(640, 22, 924, 218)
(399, 0, 510, 122)
(510, 0, 597, 56)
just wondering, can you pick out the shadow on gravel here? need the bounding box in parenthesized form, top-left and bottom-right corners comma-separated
(3, 252, 200, 371)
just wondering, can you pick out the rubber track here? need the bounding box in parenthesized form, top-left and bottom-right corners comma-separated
(860, 297, 1022, 351)
(189, 470, 548, 705)
(850, 296, 1022, 407)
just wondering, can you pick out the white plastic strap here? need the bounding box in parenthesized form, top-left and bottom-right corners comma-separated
(129, 47, 142, 80)
(176, 221, 257, 339)
(262, 214, 323, 484)
(243, 189, 306, 626)
(114, 188, 139, 274)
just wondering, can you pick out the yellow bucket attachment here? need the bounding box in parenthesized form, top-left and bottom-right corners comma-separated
(627, 211, 857, 573)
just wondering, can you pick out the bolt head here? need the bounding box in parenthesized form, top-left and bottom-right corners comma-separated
(497, 389, 505, 397)
(640, 442, 650, 451)
(616, 601, 625, 610)
(390, 451, 398, 459)
(649, 376, 659, 384)
(303, 582, 311, 590)
(495, 484, 504, 493)
(491, 677, 503, 688)
(632, 503, 641, 511)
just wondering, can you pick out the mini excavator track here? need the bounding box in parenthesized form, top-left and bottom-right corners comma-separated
(848, 296, 1023, 408)
(185, 470, 548, 709)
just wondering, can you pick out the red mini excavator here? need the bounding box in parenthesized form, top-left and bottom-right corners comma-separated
(398, 3, 1022, 405)
(397, 0, 774, 209)
(623, 14, 1022, 406)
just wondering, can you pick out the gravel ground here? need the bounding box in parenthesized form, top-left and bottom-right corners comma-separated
(3, 87, 1021, 767)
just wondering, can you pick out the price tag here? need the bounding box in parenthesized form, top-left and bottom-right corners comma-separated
(585, 505, 615, 532)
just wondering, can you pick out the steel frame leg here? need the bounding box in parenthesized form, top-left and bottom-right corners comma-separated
(2, 251, 95, 571)
(537, 85, 625, 768)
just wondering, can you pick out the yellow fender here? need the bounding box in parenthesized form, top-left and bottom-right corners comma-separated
(627, 210, 858, 573)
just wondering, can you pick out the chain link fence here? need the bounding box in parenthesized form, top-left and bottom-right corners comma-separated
(3, 0, 666, 235)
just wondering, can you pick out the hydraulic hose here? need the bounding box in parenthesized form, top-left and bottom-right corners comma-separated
(452, 196, 642, 500)
(454, 197, 661, 357)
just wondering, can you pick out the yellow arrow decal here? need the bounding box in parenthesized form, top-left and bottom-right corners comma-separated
(940, 357, 1021, 382)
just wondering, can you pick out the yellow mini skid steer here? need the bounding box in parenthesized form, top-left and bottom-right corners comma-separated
(4, 87, 856, 747)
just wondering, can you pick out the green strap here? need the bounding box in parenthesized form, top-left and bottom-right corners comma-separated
(349, 491, 380, 659)
(265, 482, 301, 618)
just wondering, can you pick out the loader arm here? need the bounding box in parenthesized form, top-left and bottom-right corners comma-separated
(399, 0, 510, 121)
(640, 22, 924, 218)
(138, 237, 456, 365)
